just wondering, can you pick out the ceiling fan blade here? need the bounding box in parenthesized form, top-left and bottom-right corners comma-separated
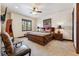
(37, 11, 42, 13)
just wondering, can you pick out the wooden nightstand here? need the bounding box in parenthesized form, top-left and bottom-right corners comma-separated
(53, 32, 63, 40)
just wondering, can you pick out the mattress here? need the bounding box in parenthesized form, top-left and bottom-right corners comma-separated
(27, 31, 50, 36)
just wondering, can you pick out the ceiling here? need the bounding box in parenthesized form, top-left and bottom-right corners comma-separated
(1, 3, 74, 19)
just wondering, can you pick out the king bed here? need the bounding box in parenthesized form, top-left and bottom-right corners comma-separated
(27, 32, 53, 46)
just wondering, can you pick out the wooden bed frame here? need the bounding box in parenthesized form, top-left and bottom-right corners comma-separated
(27, 33, 52, 46)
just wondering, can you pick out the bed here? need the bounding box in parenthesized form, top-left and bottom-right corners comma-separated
(27, 32, 52, 46)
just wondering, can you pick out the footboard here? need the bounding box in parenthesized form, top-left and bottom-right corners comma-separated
(27, 34, 52, 46)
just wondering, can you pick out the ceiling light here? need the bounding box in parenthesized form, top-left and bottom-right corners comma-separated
(15, 6, 18, 9)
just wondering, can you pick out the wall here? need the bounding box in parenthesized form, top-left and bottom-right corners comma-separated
(11, 12, 37, 38)
(0, 4, 1, 34)
(74, 4, 76, 48)
(1, 4, 12, 32)
(1, 6, 37, 38)
(37, 8, 73, 40)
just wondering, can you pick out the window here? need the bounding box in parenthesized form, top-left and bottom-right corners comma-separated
(22, 19, 32, 31)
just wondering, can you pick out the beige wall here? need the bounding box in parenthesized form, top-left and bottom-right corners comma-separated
(1, 6, 37, 38)
(1, 4, 11, 32)
(0, 4, 1, 15)
(37, 9, 73, 40)
(11, 12, 37, 38)
(0, 4, 1, 34)
(74, 4, 76, 48)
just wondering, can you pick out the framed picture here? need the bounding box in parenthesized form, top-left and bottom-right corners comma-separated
(43, 18, 51, 28)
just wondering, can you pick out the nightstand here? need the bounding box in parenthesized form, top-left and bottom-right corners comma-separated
(53, 32, 63, 40)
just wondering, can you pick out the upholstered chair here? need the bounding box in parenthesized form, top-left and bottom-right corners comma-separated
(1, 32, 31, 56)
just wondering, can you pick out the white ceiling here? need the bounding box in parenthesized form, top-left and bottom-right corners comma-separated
(1, 3, 74, 19)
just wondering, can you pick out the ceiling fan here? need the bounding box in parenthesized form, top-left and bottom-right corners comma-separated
(31, 7, 42, 14)
(33, 7, 42, 13)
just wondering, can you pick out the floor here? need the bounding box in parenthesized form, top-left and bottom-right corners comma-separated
(14, 37, 79, 56)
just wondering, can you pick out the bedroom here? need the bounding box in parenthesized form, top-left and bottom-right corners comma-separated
(0, 3, 79, 56)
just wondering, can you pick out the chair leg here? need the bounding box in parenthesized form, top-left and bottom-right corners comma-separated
(29, 49, 31, 56)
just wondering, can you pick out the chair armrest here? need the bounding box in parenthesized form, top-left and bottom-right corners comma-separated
(1, 47, 7, 56)
(1, 47, 5, 51)
(13, 41, 23, 48)
(10, 37, 14, 42)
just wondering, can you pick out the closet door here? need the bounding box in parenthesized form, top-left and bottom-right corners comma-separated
(76, 3, 79, 53)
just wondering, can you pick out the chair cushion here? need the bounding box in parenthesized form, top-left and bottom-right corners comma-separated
(14, 45, 30, 56)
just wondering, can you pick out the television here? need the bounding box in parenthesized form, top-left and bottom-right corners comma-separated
(1, 7, 7, 23)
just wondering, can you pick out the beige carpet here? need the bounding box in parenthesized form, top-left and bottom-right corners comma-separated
(14, 37, 79, 56)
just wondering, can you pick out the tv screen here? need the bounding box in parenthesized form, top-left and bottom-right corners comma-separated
(1, 7, 7, 23)
(1, 14, 6, 22)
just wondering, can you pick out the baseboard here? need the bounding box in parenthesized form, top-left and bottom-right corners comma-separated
(62, 39, 73, 41)
(17, 36, 25, 38)
(76, 49, 79, 54)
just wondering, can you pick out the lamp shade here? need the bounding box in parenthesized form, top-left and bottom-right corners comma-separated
(58, 25, 62, 29)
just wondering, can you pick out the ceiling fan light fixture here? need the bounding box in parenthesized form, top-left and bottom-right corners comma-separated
(32, 11, 37, 15)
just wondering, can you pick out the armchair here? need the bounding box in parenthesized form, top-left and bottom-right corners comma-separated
(1, 32, 31, 56)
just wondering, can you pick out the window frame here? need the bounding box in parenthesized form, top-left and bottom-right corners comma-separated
(22, 19, 32, 31)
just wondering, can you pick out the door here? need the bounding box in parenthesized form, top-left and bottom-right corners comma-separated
(76, 3, 79, 53)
